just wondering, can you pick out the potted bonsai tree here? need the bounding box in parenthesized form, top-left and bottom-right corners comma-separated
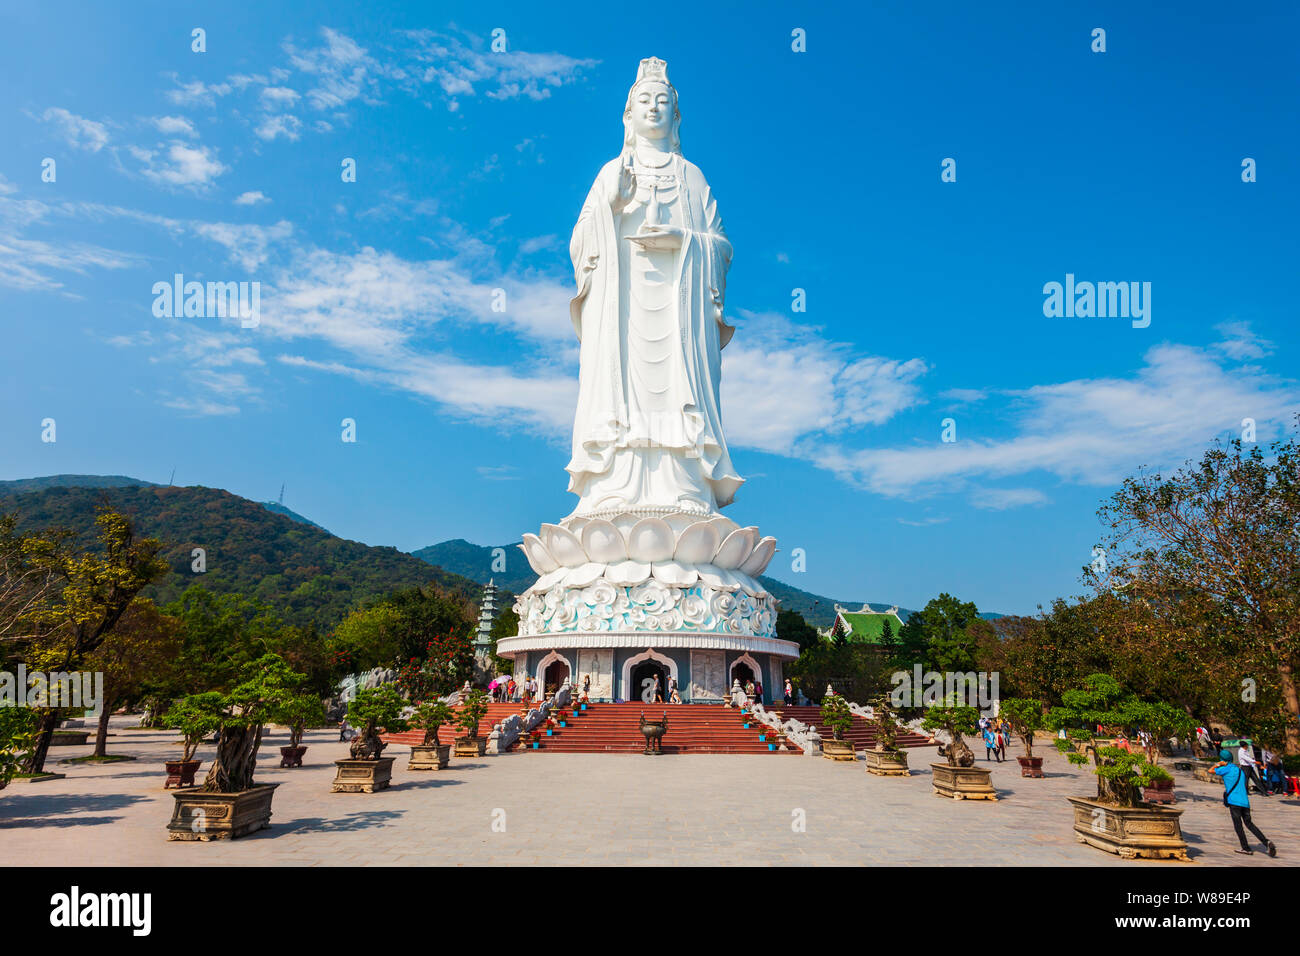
(922, 699, 996, 799)
(454, 689, 490, 757)
(407, 699, 454, 770)
(999, 697, 1047, 778)
(819, 692, 856, 761)
(863, 695, 909, 776)
(165, 654, 308, 840)
(161, 693, 223, 788)
(272, 693, 325, 768)
(1129, 700, 1193, 803)
(1050, 673, 1188, 860)
(332, 684, 409, 793)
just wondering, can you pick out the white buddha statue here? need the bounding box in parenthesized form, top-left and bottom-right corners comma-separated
(565, 57, 743, 518)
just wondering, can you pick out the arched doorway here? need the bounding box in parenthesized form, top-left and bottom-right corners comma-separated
(543, 659, 570, 697)
(731, 653, 762, 701)
(630, 660, 669, 703)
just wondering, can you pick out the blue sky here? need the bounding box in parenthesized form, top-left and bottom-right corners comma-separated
(2, 0, 1297, 615)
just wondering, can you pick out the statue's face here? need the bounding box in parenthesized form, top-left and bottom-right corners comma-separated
(629, 81, 673, 140)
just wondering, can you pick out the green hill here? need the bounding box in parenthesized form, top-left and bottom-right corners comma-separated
(1, 484, 480, 631)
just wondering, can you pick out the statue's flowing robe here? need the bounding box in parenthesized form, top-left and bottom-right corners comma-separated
(565, 153, 743, 512)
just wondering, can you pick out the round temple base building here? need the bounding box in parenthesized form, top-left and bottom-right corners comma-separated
(497, 510, 799, 703)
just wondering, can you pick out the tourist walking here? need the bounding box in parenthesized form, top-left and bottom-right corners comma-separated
(1238, 743, 1266, 795)
(995, 727, 1007, 760)
(581, 674, 591, 701)
(1138, 727, 1154, 762)
(784, 679, 793, 705)
(1214, 749, 1277, 856)
(983, 726, 1000, 762)
(652, 674, 663, 703)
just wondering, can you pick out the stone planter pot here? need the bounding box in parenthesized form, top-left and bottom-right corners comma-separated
(164, 759, 202, 789)
(1018, 755, 1045, 778)
(278, 745, 307, 768)
(167, 783, 279, 841)
(454, 736, 487, 757)
(931, 762, 997, 800)
(1066, 796, 1188, 860)
(331, 756, 396, 793)
(408, 743, 451, 771)
(864, 748, 910, 776)
(822, 738, 857, 762)
(1142, 777, 1176, 804)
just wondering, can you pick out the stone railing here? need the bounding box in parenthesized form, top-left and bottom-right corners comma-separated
(843, 692, 935, 743)
(749, 702, 821, 756)
(487, 680, 572, 754)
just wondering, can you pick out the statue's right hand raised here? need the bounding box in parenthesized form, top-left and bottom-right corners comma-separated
(610, 151, 635, 211)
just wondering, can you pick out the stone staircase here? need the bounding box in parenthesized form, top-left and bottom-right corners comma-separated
(772, 705, 933, 752)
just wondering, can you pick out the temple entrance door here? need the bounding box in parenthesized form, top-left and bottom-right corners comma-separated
(543, 659, 570, 697)
(731, 661, 755, 694)
(630, 661, 668, 703)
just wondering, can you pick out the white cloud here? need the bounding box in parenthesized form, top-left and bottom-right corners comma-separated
(722, 311, 928, 455)
(970, 487, 1049, 510)
(404, 30, 598, 104)
(41, 108, 109, 152)
(819, 340, 1300, 499)
(151, 115, 197, 137)
(234, 191, 271, 206)
(132, 142, 227, 188)
(192, 220, 293, 271)
(254, 114, 303, 141)
(1214, 320, 1274, 361)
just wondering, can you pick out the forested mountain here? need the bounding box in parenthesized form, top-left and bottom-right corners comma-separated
(0, 484, 480, 631)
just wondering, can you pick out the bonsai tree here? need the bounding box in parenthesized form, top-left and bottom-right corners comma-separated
(869, 695, 903, 756)
(162, 692, 224, 764)
(0, 707, 39, 789)
(1129, 700, 1194, 765)
(819, 692, 853, 740)
(272, 693, 327, 752)
(999, 697, 1046, 760)
(346, 684, 410, 760)
(921, 698, 980, 766)
(1058, 741, 1171, 807)
(410, 699, 455, 747)
(205, 654, 312, 793)
(456, 689, 490, 740)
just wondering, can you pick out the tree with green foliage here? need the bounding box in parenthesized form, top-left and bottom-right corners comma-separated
(456, 689, 490, 740)
(346, 684, 409, 759)
(776, 609, 820, 653)
(162, 693, 224, 764)
(332, 585, 474, 672)
(1095, 424, 1300, 753)
(410, 700, 455, 747)
(894, 593, 990, 676)
(200, 654, 315, 792)
(0, 707, 40, 789)
(998, 697, 1046, 760)
(820, 692, 853, 740)
(19, 510, 168, 773)
(921, 698, 980, 766)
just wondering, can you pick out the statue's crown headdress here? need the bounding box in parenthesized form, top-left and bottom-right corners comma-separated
(634, 57, 673, 90)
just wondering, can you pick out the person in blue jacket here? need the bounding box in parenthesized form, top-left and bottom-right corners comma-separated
(1214, 749, 1277, 857)
(982, 727, 1000, 762)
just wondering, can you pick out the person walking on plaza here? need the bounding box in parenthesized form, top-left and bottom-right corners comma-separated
(1214, 749, 1277, 856)
(754, 679, 763, 705)
(1238, 743, 1266, 795)
(995, 726, 1007, 761)
(983, 726, 1000, 762)
(784, 679, 793, 706)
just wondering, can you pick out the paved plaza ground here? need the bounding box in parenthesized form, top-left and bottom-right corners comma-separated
(1, 716, 1295, 866)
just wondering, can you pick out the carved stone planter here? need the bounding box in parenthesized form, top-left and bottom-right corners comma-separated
(167, 783, 279, 841)
(1017, 756, 1044, 778)
(164, 759, 202, 789)
(408, 743, 451, 771)
(864, 748, 910, 776)
(331, 756, 396, 793)
(454, 736, 487, 757)
(822, 738, 857, 762)
(1066, 796, 1189, 861)
(931, 762, 997, 800)
(279, 745, 307, 768)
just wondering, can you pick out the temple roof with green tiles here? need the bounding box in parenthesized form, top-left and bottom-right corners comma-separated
(829, 605, 904, 644)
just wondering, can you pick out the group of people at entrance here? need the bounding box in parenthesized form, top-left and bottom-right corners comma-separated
(490, 676, 538, 704)
(979, 715, 1013, 762)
